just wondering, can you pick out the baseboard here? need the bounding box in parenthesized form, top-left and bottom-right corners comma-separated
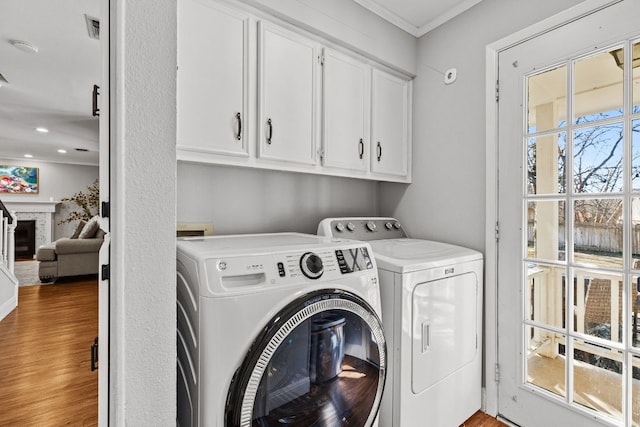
(0, 265, 18, 321)
(0, 294, 17, 322)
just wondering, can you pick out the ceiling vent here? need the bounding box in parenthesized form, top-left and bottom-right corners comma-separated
(85, 14, 100, 40)
(0, 72, 8, 85)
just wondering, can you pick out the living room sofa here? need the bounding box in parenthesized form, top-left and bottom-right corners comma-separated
(36, 217, 105, 281)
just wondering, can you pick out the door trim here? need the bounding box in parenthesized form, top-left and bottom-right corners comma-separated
(484, 0, 621, 417)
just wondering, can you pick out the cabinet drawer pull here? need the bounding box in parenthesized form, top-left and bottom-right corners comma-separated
(266, 118, 273, 144)
(377, 141, 382, 162)
(359, 138, 364, 159)
(235, 112, 242, 141)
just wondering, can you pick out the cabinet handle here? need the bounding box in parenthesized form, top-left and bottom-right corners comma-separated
(90, 336, 98, 371)
(359, 138, 364, 159)
(266, 118, 273, 144)
(235, 112, 242, 141)
(92, 84, 100, 117)
(377, 141, 382, 162)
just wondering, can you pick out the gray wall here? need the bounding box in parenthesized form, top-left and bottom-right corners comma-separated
(378, 0, 584, 252)
(0, 158, 99, 239)
(177, 163, 378, 235)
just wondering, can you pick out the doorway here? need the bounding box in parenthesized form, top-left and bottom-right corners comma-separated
(0, 0, 109, 424)
(496, 1, 640, 425)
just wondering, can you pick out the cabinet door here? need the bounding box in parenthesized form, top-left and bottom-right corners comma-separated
(370, 69, 410, 177)
(177, 0, 249, 157)
(322, 48, 369, 172)
(258, 22, 319, 166)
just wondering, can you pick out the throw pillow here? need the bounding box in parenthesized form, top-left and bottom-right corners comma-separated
(70, 220, 87, 239)
(78, 216, 100, 239)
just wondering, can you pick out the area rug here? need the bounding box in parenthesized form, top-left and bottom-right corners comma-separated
(13, 260, 49, 286)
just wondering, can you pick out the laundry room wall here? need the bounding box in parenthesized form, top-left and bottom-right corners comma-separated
(177, 163, 378, 235)
(377, 0, 584, 253)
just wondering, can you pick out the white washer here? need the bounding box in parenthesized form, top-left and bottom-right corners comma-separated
(318, 218, 483, 427)
(176, 232, 387, 427)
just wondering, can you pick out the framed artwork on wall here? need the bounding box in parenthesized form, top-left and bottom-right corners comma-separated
(0, 165, 39, 194)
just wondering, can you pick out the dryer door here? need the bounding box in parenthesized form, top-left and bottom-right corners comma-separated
(225, 290, 386, 427)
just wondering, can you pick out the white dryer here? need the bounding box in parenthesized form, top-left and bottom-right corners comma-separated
(176, 233, 387, 427)
(318, 218, 483, 427)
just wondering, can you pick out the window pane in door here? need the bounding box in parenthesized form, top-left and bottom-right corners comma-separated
(633, 120, 640, 191)
(633, 354, 640, 426)
(525, 325, 566, 398)
(574, 49, 623, 123)
(573, 123, 624, 193)
(572, 339, 623, 422)
(632, 197, 640, 267)
(573, 198, 623, 268)
(573, 269, 623, 343)
(527, 65, 567, 133)
(631, 276, 640, 349)
(633, 42, 640, 112)
(526, 263, 566, 328)
(527, 200, 565, 261)
(527, 133, 567, 195)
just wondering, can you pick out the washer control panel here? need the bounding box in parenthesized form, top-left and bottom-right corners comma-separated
(318, 218, 407, 241)
(335, 247, 373, 274)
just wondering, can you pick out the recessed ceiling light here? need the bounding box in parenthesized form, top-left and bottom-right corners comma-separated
(35, 127, 49, 133)
(10, 40, 38, 54)
(24, 154, 33, 158)
(57, 149, 67, 154)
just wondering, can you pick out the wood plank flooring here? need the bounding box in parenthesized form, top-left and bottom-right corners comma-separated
(462, 411, 508, 427)
(0, 278, 98, 426)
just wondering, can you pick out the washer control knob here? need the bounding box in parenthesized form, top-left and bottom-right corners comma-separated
(393, 222, 402, 230)
(385, 222, 393, 230)
(335, 222, 345, 232)
(300, 252, 324, 280)
(346, 222, 356, 231)
(366, 221, 377, 232)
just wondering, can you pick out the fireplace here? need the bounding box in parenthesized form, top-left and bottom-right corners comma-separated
(15, 220, 36, 259)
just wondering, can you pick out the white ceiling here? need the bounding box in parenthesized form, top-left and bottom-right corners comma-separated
(0, 0, 101, 166)
(353, 0, 483, 37)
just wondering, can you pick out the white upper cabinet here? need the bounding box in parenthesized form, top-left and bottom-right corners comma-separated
(322, 48, 370, 173)
(177, 0, 249, 157)
(258, 22, 319, 166)
(371, 69, 410, 177)
(176, 0, 412, 182)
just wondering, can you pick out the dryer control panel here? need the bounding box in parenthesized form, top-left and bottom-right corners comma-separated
(318, 217, 408, 241)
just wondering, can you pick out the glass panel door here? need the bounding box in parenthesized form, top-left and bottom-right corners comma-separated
(497, 2, 640, 425)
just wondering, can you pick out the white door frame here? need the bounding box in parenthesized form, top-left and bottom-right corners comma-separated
(484, 0, 621, 417)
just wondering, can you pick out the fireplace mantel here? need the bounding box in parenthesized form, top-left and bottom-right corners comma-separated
(2, 200, 60, 249)
(3, 201, 60, 214)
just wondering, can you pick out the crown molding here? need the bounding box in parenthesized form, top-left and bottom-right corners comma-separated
(416, 0, 483, 37)
(354, 0, 484, 38)
(352, 0, 418, 36)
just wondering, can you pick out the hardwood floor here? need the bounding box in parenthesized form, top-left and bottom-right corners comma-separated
(462, 410, 509, 427)
(0, 278, 98, 426)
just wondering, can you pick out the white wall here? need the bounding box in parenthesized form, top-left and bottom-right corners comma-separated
(177, 163, 378, 235)
(378, 0, 584, 252)
(0, 159, 99, 239)
(112, 0, 176, 424)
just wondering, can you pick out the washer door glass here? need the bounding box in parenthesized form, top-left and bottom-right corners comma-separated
(226, 290, 386, 427)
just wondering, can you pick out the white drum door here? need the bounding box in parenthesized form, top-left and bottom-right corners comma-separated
(497, 2, 640, 425)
